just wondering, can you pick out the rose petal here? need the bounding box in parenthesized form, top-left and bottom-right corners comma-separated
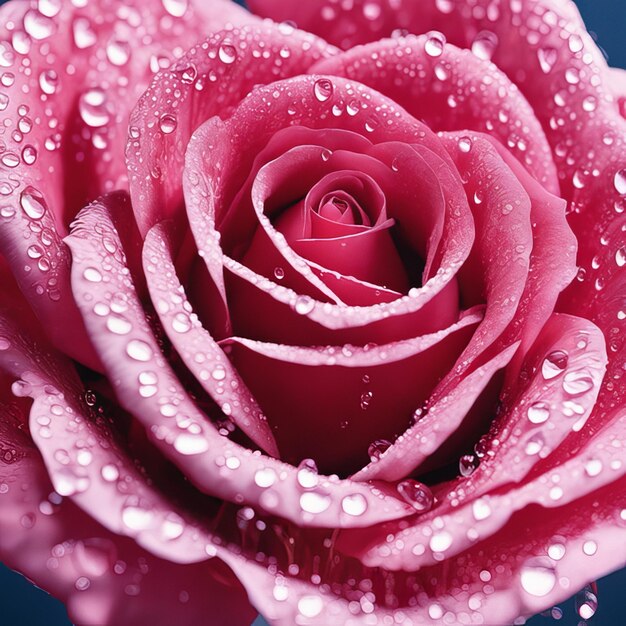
(341, 313, 608, 570)
(313, 34, 559, 194)
(143, 222, 279, 457)
(223, 310, 481, 475)
(185, 76, 472, 345)
(65, 192, 415, 528)
(127, 23, 336, 235)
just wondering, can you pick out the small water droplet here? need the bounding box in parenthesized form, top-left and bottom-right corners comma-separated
(429, 530, 452, 553)
(459, 453, 479, 477)
(537, 47, 558, 73)
(575, 584, 598, 619)
(458, 136, 472, 153)
(298, 595, 323, 618)
(341, 493, 367, 516)
(79, 88, 109, 128)
(471, 30, 498, 60)
(541, 350, 568, 379)
(294, 295, 314, 315)
(173, 432, 209, 455)
(82, 267, 102, 282)
(297, 458, 318, 489)
(254, 467, 277, 488)
(122, 505, 153, 530)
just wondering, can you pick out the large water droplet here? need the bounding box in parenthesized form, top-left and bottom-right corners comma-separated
(424, 32, 445, 57)
(173, 432, 209, 455)
(341, 493, 367, 516)
(79, 88, 109, 128)
(397, 479, 433, 512)
(562, 370, 594, 396)
(162, 0, 188, 17)
(368, 438, 392, 462)
(429, 531, 453, 553)
(23, 10, 55, 40)
(125, 339, 153, 362)
(294, 295, 314, 315)
(298, 595, 323, 618)
(541, 350, 568, 379)
(20, 186, 47, 219)
(614, 168, 626, 195)
(300, 490, 331, 514)
(527, 401, 550, 424)
(218, 42, 237, 65)
(297, 458, 319, 489)
(159, 113, 177, 134)
(575, 584, 598, 619)
(459, 453, 479, 477)
(520, 560, 557, 597)
(313, 78, 333, 102)
(122, 505, 154, 530)
(471, 30, 498, 61)
(537, 47, 558, 73)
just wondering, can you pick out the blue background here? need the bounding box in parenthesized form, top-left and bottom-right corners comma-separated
(0, 0, 624, 624)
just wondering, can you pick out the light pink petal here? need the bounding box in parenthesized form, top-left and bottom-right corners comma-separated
(345, 313, 608, 569)
(223, 310, 481, 475)
(0, 0, 253, 367)
(143, 222, 279, 457)
(218, 476, 625, 626)
(314, 34, 559, 194)
(65, 193, 415, 528)
(127, 23, 336, 235)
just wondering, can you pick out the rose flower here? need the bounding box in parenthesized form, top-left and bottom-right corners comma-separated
(0, 1, 624, 625)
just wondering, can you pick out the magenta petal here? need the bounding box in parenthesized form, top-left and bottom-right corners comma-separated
(314, 35, 559, 194)
(128, 23, 336, 235)
(143, 222, 279, 457)
(223, 310, 481, 475)
(345, 313, 608, 571)
(65, 193, 414, 528)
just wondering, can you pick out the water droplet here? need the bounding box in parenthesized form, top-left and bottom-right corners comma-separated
(1, 153, 19, 168)
(300, 490, 331, 514)
(161, 513, 184, 540)
(294, 295, 314, 315)
(173, 432, 209, 455)
(341, 493, 367, 516)
(211, 365, 226, 381)
(159, 113, 177, 134)
(39, 69, 58, 94)
(471, 31, 498, 60)
(525, 432, 544, 456)
(122, 505, 153, 530)
(297, 458, 319, 489)
(254, 467, 277, 488)
(458, 136, 472, 153)
(313, 78, 333, 102)
(541, 350, 568, 379)
(218, 42, 237, 65)
(125, 339, 153, 362)
(614, 168, 626, 195)
(615, 247, 626, 267)
(72, 17, 96, 49)
(562, 370, 594, 395)
(424, 31, 445, 57)
(520, 560, 557, 596)
(397, 479, 433, 512)
(582, 539, 597, 555)
(429, 530, 452, 552)
(274, 266, 285, 280)
(368, 439, 392, 462)
(584, 458, 603, 477)
(575, 584, 598, 619)
(459, 453, 479, 477)
(106, 314, 132, 335)
(162, 0, 188, 17)
(568, 34, 583, 53)
(101, 464, 119, 482)
(22, 145, 37, 165)
(106, 39, 131, 66)
(537, 47, 558, 73)
(527, 402, 550, 424)
(298, 595, 323, 618)
(472, 497, 492, 521)
(23, 10, 55, 40)
(82, 267, 102, 282)
(79, 88, 109, 128)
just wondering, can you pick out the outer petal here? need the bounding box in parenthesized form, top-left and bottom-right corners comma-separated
(127, 23, 337, 235)
(65, 193, 415, 528)
(314, 35, 559, 194)
(0, 0, 252, 366)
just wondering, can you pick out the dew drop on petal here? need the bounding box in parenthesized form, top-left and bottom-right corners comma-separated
(575, 585, 598, 619)
(527, 402, 550, 424)
(520, 560, 557, 597)
(254, 467, 277, 488)
(173, 433, 209, 455)
(159, 113, 177, 134)
(459, 453, 479, 477)
(562, 370, 594, 396)
(218, 42, 237, 65)
(299, 490, 331, 514)
(397, 479, 433, 512)
(429, 530, 452, 553)
(122, 505, 154, 531)
(297, 458, 319, 489)
(125, 339, 153, 362)
(613, 168, 626, 195)
(313, 78, 333, 102)
(20, 186, 47, 220)
(298, 595, 323, 618)
(541, 350, 568, 379)
(424, 31, 445, 57)
(341, 493, 367, 516)
(368, 438, 392, 462)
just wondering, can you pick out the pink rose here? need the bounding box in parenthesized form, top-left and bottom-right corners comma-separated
(0, 0, 624, 624)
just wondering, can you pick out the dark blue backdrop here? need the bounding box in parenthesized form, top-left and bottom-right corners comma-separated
(0, 1, 624, 625)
